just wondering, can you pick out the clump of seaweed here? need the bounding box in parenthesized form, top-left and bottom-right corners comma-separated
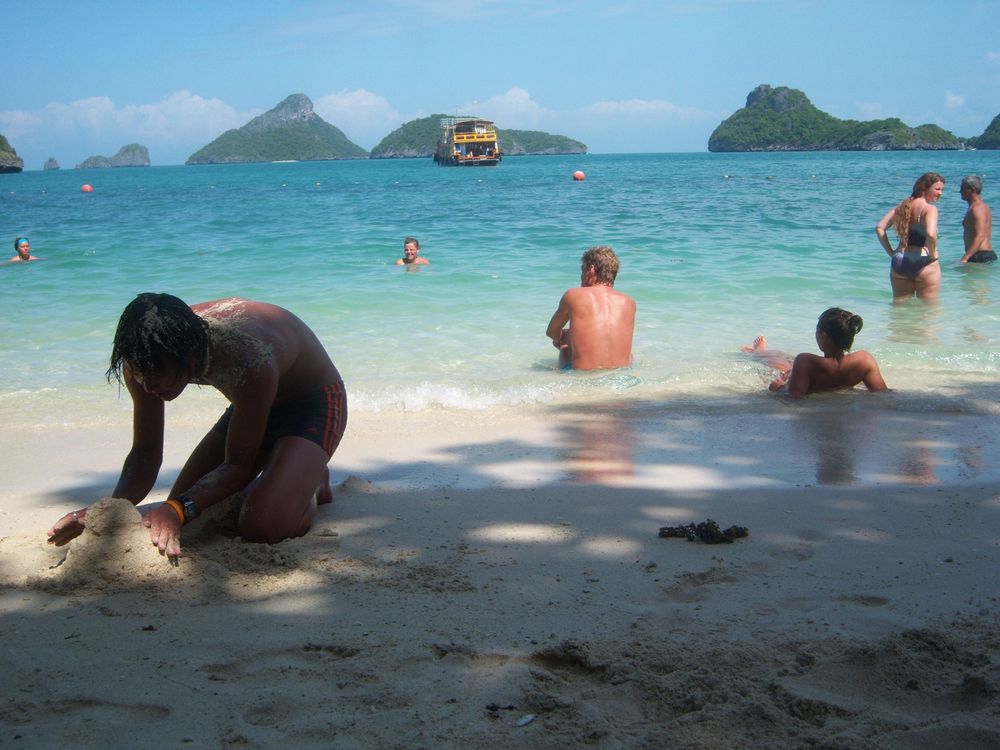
(658, 519, 749, 544)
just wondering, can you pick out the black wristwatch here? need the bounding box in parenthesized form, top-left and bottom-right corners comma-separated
(178, 495, 199, 523)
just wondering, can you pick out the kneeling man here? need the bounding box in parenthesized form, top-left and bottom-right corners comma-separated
(48, 294, 347, 560)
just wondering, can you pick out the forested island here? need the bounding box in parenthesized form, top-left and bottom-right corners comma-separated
(709, 85, 968, 152)
(968, 114, 1000, 149)
(369, 114, 586, 158)
(0, 134, 24, 173)
(186, 94, 368, 165)
(76, 143, 151, 168)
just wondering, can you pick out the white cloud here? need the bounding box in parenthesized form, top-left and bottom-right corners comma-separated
(313, 89, 402, 147)
(855, 101, 888, 119)
(944, 91, 965, 109)
(578, 98, 710, 120)
(0, 92, 256, 165)
(460, 87, 553, 129)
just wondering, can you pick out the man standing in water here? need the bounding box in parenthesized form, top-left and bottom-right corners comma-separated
(960, 175, 994, 264)
(47, 294, 347, 561)
(546, 246, 636, 370)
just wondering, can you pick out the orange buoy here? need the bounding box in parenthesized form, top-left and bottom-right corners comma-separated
(81, 184, 94, 193)
(572, 170, 585, 181)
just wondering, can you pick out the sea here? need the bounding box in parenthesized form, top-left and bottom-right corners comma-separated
(3, 151, 1000, 433)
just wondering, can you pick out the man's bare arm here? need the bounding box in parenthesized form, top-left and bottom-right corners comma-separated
(546, 292, 572, 346)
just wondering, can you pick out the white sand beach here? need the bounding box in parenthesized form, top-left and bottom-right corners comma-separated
(1, 397, 999, 748)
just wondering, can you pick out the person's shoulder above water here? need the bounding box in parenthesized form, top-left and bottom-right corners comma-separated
(546, 245, 636, 371)
(8, 237, 41, 263)
(396, 236, 429, 265)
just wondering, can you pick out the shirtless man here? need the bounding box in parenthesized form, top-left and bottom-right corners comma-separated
(396, 236, 429, 265)
(741, 308, 887, 400)
(960, 175, 995, 264)
(8, 237, 40, 262)
(47, 294, 347, 560)
(546, 246, 636, 370)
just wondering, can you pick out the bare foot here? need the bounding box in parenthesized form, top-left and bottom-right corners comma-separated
(740, 335, 767, 353)
(316, 466, 333, 505)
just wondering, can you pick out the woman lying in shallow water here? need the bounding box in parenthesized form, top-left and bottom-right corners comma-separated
(741, 307, 889, 399)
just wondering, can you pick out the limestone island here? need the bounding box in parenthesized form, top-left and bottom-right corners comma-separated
(370, 114, 586, 159)
(709, 85, 964, 152)
(76, 144, 151, 169)
(0, 134, 24, 173)
(43, 158, 60, 171)
(186, 94, 367, 165)
(968, 113, 1000, 149)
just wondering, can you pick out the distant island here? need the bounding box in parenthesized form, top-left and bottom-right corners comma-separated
(709, 85, 968, 152)
(186, 94, 367, 164)
(0, 134, 24, 173)
(44, 158, 60, 171)
(76, 144, 151, 168)
(968, 113, 1000, 149)
(370, 114, 586, 158)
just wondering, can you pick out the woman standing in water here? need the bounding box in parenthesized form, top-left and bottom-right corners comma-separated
(875, 172, 945, 301)
(741, 308, 888, 399)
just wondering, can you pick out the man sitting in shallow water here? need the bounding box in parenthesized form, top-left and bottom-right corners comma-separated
(47, 293, 347, 561)
(546, 246, 636, 371)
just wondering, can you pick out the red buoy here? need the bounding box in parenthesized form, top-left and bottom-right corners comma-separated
(572, 171, 585, 181)
(81, 184, 94, 193)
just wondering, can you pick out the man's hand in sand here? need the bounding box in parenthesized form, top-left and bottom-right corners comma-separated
(46, 508, 88, 546)
(144, 504, 183, 560)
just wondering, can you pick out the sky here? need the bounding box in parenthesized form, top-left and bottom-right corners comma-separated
(3, 0, 999, 168)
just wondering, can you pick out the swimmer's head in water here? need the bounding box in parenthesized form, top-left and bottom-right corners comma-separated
(581, 246, 620, 286)
(107, 293, 210, 385)
(15, 237, 29, 249)
(907, 224, 927, 247)
(816, 307, 863, 354)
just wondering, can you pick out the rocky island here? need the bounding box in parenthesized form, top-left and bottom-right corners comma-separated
(370, 115, 586, 158)
(968, 114, 1000, 149)
(43, 158, 60, 171)
(76, 144, 151, 168)
(0, 134, 24, 173)
(709, 85, 963, 152)
(186, 94, 367, 164)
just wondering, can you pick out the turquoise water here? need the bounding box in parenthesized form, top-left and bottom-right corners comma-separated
(3, 152, 1000, 426)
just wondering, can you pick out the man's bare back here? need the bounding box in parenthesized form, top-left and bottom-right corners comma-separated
(546, 246, 636, 371)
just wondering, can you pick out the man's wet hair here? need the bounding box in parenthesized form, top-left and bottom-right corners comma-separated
(581, 246, 620, 286)
(404, 236, 420, 248)
(817, 307, 863, 354)
(107, 293, 209, 384)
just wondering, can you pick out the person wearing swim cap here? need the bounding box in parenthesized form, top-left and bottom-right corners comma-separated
(960, 175, 994, 264)
(396, 236, 429, 266)
(8, 237, 40, 263)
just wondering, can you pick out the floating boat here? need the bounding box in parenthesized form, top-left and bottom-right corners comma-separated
(433, 118, 501, 166)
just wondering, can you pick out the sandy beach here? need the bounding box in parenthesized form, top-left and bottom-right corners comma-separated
(2, 396, 999, 749)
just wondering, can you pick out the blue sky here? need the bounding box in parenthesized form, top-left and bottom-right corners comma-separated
(3, 0, 999, 167)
